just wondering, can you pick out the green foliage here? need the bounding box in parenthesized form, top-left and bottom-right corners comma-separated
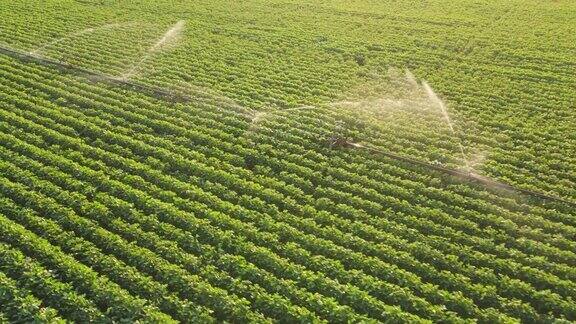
(0, 0, 575, 322)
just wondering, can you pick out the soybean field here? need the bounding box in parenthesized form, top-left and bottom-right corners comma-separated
(0, 0, 575, 322)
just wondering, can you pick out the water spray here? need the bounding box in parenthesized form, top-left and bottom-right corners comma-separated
(339, 140, 575, 207)
(120, 20, 186, 81)
(422, 80, 471, 172)
(29, 22, 134, 56)
(3, 44, 573, 208)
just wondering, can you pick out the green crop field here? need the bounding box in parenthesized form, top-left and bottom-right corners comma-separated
(0, 0, 575, 322)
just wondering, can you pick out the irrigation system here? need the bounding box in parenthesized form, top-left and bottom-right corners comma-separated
(1, 44, 574, 209)
(340, 140, 576, 208)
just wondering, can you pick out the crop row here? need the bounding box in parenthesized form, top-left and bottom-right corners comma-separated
(0, 60, 572, 318)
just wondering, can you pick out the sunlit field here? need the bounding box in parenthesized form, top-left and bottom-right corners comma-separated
(0, 0, 575, 322)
